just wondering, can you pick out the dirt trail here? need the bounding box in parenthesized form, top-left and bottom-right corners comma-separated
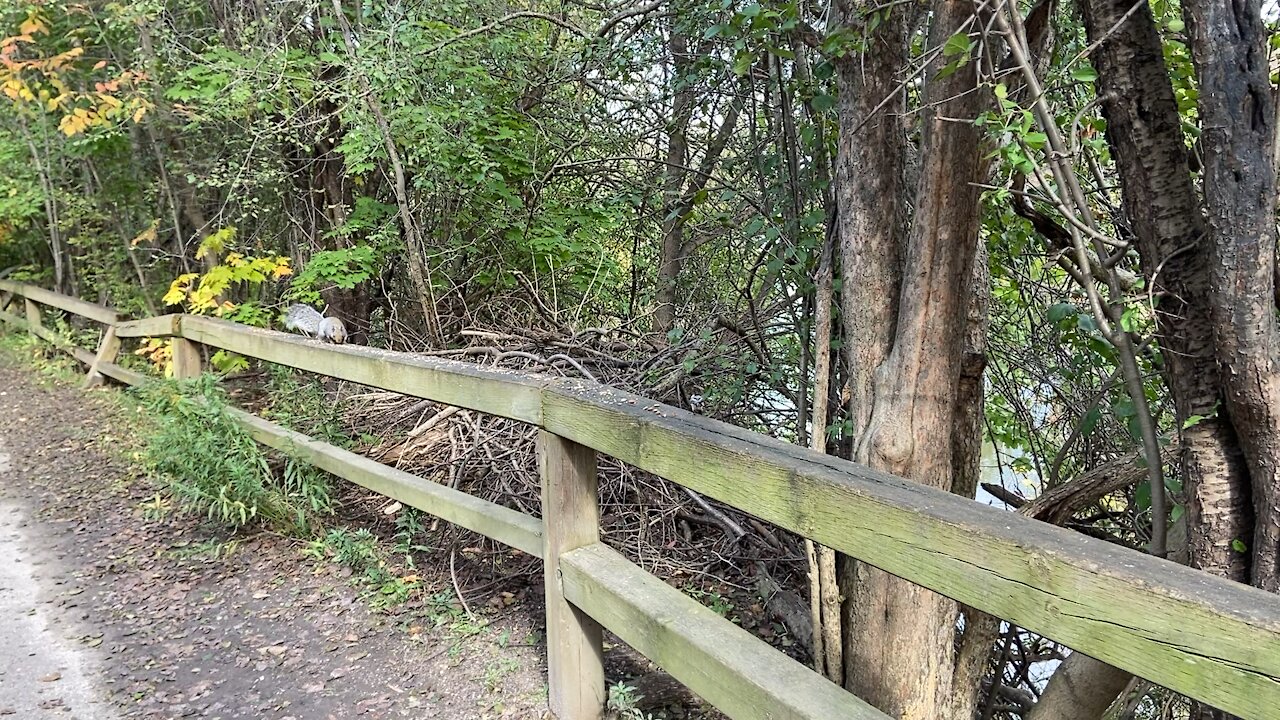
(0, 361, 552, 719)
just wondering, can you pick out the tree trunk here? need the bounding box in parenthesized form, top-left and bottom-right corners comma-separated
(948, 241, 992, 720)
(835, 0, 987, 716)
(1183, 0, 1280, 594)
(1079, 0, 1253, 584)
(652, 26, 694, 337)
(1030, 1, 1274, 716)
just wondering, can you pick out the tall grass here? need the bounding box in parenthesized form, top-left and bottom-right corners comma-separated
(132, 375, 332, 532)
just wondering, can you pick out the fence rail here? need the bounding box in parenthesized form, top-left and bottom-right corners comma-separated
(2, 279, 1278, 720)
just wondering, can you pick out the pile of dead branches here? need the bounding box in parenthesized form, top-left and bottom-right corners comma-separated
(320, 324, 810, 619)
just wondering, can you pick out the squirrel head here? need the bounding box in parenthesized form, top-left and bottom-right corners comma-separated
(319, 316, 347, 344)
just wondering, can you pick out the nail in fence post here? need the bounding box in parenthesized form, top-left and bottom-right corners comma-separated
(538, 430, 605, 720)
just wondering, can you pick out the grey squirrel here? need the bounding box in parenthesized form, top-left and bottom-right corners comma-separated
(283, 304, 348, 344)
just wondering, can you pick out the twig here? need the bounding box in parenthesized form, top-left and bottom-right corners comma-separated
(680, 487, 746, 543)
(450, 549, 477, 622)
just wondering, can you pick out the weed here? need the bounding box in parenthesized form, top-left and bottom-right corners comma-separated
(392, 508, 434, 566)
(303, 527, 421, 611)
(686, 587, 736, 621)
(262, 364, 349, 444)
(312, 527, 381, 570)
(139, 492, 173, 521)
(608, 684, 658, 720)
(483, 657, 520, 692)
(131, 374, 331, 533)
(0, 325, 78, 380)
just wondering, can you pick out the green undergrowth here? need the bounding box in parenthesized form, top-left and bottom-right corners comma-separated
(301, 527, 421, 611)
(301, 522, 465, 618)
(0, 324, 85, 381)
(607, 683, 659, 720)
(3, 328, 489, 634)
(130, 374, 334, 533)
(260, 363, 356, 446)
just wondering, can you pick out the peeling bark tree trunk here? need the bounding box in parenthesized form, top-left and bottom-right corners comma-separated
(1023, 0, 1275, 716)
(834, 0, 987, 716)
(1184, 0, 1280, 594)
(1080, 0, 1252, 583)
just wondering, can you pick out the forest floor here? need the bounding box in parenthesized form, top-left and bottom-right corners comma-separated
(0, 359, 564, 720)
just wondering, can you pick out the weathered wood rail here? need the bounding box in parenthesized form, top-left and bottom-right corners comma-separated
(2, 279, 1278, 720)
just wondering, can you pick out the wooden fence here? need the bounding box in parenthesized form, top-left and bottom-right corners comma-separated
(1, 279, 1278, 720)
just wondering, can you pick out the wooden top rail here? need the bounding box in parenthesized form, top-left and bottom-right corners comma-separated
(0, 280, 119, 325)
(4, 283, 1280, 719)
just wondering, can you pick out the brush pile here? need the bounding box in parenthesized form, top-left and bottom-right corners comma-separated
(305, 323, 814, 648)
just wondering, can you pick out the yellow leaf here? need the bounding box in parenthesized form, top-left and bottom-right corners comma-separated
(196, 226, 235, 259)
(131, 221, 158, 247)
(58, 113, 86, 136)
(93, 60, 107, 70)
(163, 273, 199, 306)
(19, 13, 46, 36)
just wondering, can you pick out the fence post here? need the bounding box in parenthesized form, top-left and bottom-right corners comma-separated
(171, 337, 202, 379)
(24, 298, 41, 331)
(538, 430, 605, 720)
(83, 326, 120, 388)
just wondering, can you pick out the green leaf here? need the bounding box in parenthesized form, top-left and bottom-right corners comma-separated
(1166, 18, 1185, 32)
(1046, 302, 1077, 323)
(1232, 538, 1248, 553)
(1120, 306, 1142, 333)
(1080, 406, 1102, 435)
(1072, 65, 1099, 83)
(811, 94, 836, 112)
(1113, 397, 1137, 419)
(943, 32, 972, 58)
(937, 59, 965, 80)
